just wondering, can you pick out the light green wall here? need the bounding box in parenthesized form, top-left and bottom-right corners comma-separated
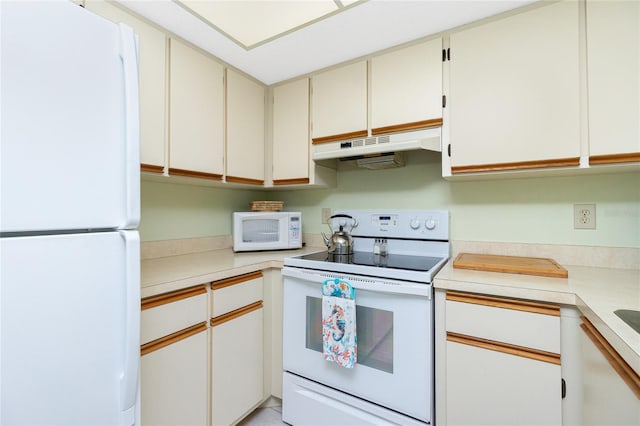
(139, 180, 263, 241)
(140, 154, 640, 247)
(274, 153, 640, 248)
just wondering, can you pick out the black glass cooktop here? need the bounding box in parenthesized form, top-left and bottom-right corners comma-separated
(295, 251, 443, 272)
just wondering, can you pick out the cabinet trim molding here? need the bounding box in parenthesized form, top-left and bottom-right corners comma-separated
(589, 153, 640, 165)
(211, 271, 263, 290)
(312, 130, 368, 145)
(141, 163, 164, 174)
(451, 157, 580, 174)
(580, 317, 640, 399)
(446, 291, 561, 317)
(168, 168, 223, 181)
(141, 284, 207, 311)
(273, 177, 311, 186)
(140, 321, 208, 356)
(225, 176, 265, 185)
(447, 331, 561, 365)
(371, 118, 443, 136)
(210, 301, 263, 327)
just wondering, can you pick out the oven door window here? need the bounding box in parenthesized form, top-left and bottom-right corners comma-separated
(305, 296, 394, 374)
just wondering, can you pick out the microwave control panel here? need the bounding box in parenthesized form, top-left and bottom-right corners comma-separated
(288, 215, 301, 245)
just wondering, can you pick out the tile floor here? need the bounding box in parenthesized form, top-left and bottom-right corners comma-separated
(237, 405, 288, 426)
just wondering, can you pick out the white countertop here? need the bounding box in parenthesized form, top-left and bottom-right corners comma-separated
(434, 262, 640, 375)
(141, 246, 639, 374)
(141, 245, 325, 298)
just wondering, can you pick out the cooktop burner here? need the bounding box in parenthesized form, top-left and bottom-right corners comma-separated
(296, 251, 444, 272)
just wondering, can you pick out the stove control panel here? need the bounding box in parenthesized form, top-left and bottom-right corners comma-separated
(333, 209, 449, 241)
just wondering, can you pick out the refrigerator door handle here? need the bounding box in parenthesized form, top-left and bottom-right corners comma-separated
(118, 23, 141, 229)
(120, 230, 140, 421)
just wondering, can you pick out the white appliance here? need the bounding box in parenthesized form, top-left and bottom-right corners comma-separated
(282, 210, 449, 425)
(1, 1, 140, 425)
(312, 127, 442, 161)
(233, 211, 302, 252)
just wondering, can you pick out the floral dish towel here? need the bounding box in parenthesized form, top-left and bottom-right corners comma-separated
(321, 278, 357, 368)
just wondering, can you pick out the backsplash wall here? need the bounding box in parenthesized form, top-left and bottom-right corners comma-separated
(274, 153, 640, 248)
(140, 154, 640, 248)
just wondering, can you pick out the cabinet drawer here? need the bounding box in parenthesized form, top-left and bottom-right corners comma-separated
(141, 285, 208, 345)
(445, 291, 561, 353)
(211, 271, 263, 317)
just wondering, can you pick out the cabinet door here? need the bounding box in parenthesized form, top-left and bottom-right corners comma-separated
(580, 319, 640, 425)
(371, 39, 443, 134)
(226, 69, 265, 185)
(141, 329, 209, 426)
(587, 0, 640, 164)
(85, 1, 167, 173)
(272, 78, 310, 184)
(169, 38, 224, 180)
(448, 1, 580, 173)
(446, 339, 562, 426)
(211, 306, 264, 426)
(311, 61, 367, 142)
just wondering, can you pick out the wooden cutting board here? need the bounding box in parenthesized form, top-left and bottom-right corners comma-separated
(453, 253, 568, 278)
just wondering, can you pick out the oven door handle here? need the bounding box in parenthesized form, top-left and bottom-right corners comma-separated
(282, 266, 432, 298)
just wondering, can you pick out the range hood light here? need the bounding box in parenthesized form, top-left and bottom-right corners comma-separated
(355, 152, 405, 169)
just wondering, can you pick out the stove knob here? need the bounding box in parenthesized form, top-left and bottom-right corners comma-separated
(425, 218, 436, 230)
(410, 219, 421, 230)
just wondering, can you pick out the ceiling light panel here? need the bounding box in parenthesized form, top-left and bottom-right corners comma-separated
(177, 0, 343, 49)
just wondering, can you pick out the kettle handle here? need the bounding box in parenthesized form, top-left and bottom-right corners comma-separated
(328, 214, 358, 229)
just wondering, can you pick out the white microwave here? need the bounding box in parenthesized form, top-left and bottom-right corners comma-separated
(233, 211, 302, 252)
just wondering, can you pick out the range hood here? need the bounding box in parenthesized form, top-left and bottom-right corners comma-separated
(312, 127, 441, 161)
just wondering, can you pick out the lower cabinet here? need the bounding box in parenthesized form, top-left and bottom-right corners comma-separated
(140, 285, 209, 426)
(580, 317, 640, 425)
(443, 291, 563, 426)
(210, 272, 265, 425)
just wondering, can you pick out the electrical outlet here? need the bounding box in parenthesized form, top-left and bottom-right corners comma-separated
(321, 208, 332, 224)
(574, 204, 596, 229)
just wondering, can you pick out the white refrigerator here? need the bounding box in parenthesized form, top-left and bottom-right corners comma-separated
(1, 1, 140, 425)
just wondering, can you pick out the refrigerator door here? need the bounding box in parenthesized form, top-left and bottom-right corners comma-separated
(0, 230, 140, 425)
(0, 0, 140, 233)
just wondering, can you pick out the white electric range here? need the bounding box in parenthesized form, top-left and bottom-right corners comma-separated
(282, 209, 450, 425)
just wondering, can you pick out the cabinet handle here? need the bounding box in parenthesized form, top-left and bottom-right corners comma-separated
(210, 301, 263, 327)
(141, 321, 208, 356)
(447, 332, 561, 365)
(580, 317, 640, 399)
(561, 378, 566, 399)
(446, 291, 561, 317)
(211, 271, 263, 290)
(141, 284, 207, 310)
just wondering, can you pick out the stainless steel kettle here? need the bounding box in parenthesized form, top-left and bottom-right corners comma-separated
(322, 214, 357, 255)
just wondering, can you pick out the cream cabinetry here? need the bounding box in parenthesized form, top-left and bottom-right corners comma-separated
(443, 291, 562, 426)
(210, 272, 265, 425)
(226, 69, 265, 185)
(311, 61, 368, 143)
(272, 78, 310, 185)
(586, 0, 640, 165)
(140, 285, 209, 426)
(168, 38, 224, 180)
(580, 317, 640, 425)
(447, 1, 580, 174)
(370, 39, 443, 134)
(84, 0, 166, 173)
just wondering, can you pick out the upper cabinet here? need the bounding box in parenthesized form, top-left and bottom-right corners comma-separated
(311, 61, 368, 143)
(370, 39, 443, 134)
(272, 78, 310, 185)
(447, 1, 581, 174)
(226, 69, 265, 185)
(85, 0, 166, 173)
(168, 38, 225, 180)
(586, 0, 640, 165)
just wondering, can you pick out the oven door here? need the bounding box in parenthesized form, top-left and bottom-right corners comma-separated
(282, 266, 433, 423)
